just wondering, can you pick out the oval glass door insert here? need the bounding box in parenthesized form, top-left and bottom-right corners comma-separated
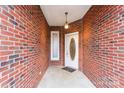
(69, 38, 76, 61)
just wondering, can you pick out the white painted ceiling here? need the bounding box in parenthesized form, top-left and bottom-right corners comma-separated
(40, 5, 91, 26)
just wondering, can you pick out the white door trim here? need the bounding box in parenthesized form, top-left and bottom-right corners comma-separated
(65, 32, 79, 69)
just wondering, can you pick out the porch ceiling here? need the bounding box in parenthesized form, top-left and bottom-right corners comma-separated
(40, 5, 91, 26)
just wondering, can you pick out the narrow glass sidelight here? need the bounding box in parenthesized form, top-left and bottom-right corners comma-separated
(69, 38, 76, 61)
(51, 31, 59, 60)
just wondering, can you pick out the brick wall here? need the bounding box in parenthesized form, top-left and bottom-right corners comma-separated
(0, 5, 49, 88)
(83, 5, 124, 88)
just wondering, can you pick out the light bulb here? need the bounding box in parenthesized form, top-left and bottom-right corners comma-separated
(64, 23, 69, 29)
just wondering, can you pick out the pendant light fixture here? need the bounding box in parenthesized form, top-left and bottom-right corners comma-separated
(64, 12, 69, 29)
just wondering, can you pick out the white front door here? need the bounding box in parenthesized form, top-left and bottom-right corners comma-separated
(65, 32, 79, 69)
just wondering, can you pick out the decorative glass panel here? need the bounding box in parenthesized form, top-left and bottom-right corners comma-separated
(69, 38, 76, 60)
(51, 31, 59, 60)
(53, 33, 58, 58)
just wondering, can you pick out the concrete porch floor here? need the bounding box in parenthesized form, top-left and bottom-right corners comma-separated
(38, 66, 95, 88)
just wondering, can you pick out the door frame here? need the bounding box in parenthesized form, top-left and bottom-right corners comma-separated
(64, 32, 79, 69)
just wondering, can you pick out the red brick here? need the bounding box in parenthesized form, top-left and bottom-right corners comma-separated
(1, 19, 14, 27)
(0, 56, 8, 60)
(9, 9, 19, 19)
(9, 70, 19, 77)
(0, 13, 8, 20)
(0, 76, 8, 83)
(10, 62, 19, 68)
(2, 9, 14, 19)
(2, 69, 14, 76)
(1, 41, 13, 45)
(0, 51, 13, 56)
(0, 36, 8, 40)
(1, 30, 14, 36)
(9, 37, 18, 41)
(8, 27, 18, 34)
(0, 67, 8, 72)
(0, 46, 8, 50)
